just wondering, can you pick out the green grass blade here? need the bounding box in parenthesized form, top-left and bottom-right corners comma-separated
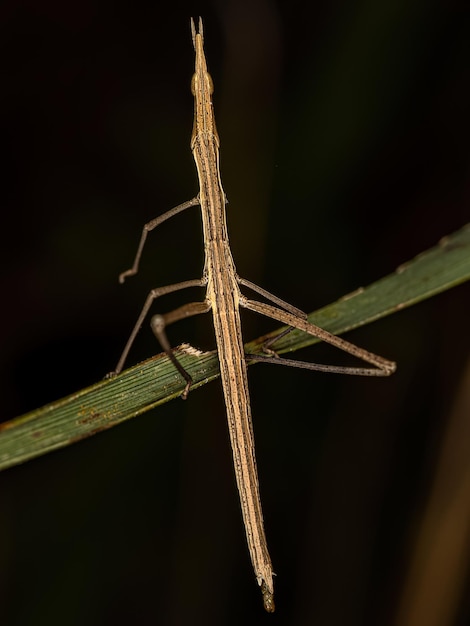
(258, 224, 470, 354)
(1, 223, 469, 471)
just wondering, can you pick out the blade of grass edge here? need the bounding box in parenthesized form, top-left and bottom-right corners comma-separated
(0, 223, 469, 471)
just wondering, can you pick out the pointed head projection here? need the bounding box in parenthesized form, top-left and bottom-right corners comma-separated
(190, 17, 219, 148)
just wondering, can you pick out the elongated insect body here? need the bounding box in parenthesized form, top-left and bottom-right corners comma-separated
(190, 18, 275, 608)
(111, 17, 395, 612)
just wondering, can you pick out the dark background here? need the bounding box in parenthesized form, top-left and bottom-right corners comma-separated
(0, 0, 469, 624)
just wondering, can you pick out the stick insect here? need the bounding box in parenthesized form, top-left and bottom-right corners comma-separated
(109, 18, 396, 612)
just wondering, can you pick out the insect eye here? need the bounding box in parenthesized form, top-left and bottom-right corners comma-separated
(191, 73, 214, 95)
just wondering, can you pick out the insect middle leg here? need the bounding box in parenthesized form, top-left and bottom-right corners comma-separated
(109, 278, 207, 377)
(151, 300, 211, 399)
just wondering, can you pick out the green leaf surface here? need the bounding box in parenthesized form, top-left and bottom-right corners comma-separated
(1, 223, 469, 472)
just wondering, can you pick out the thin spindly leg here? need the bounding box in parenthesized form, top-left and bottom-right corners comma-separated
(237, 277, 306, 355)
(244, 352, 392, 375)
(240, 296, 396, 376)
(109, 277, 207, 376)
(237, 276, 306, 318)
(119, 197, 200, 283)
(151, 300, 211, 399)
